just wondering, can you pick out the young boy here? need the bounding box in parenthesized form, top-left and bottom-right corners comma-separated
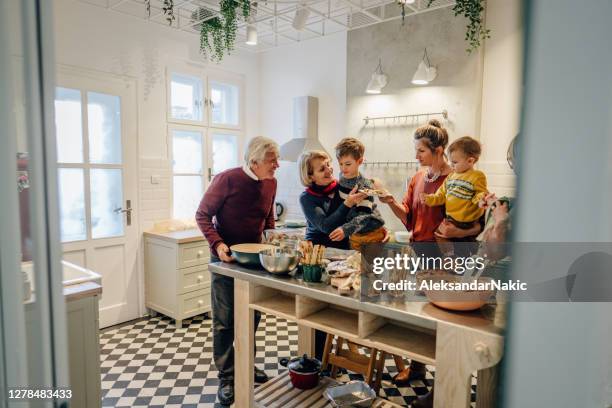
(420, 136, 488, 243)
(329, 137, 387, 251)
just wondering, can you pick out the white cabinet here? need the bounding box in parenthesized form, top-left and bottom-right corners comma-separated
(66, 289, 102, 408)
(144, 230, 212, 328)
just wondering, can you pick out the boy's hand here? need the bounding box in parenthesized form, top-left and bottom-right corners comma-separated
(479, 192, 498, 209)
(329, 227, 345, 241)
(419, 192, 427, 204)
(345, 186, 367, 207)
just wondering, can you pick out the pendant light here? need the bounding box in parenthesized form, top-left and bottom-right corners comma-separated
(412, 48, 437, 85)
(366, 58, 388, 94)
(246, 24, 257, 45)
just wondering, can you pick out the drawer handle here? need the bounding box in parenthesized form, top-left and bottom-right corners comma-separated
(198, 300, 204, 307)
(197, 275, 204, 281)
(197, 250, 204, 257)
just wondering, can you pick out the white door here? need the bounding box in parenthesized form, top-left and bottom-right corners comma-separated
(54, 69, 139, 328)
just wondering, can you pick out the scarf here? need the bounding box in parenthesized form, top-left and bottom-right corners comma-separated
(306, 180, 338, 197)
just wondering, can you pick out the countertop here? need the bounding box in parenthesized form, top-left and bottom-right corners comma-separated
(64, 281, 102, 302)
(143, 229, 206, 244)
(209, 262, 503, 338)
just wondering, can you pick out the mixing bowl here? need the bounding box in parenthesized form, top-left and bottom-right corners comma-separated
(259, 248, 300, 274)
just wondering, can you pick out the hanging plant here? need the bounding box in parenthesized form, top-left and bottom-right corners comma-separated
(192, 1, 252, 62)
(428, 0, 490, 53)
(162, 0, 176, 25)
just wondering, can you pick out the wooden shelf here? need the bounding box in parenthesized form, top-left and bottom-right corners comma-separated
(254, 371, 404, 408)
(250, 294, 296, 320)
(365, 323, 436, 366)
(299, 307, 359, 340)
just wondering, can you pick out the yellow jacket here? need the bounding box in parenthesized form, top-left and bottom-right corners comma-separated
(425, 169, 487, 223)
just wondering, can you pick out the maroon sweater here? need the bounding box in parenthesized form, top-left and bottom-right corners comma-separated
(196, 167, 276, 256)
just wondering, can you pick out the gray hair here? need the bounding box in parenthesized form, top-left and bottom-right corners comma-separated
(244, 136, 280, 165)
(298, 150, 330, 187)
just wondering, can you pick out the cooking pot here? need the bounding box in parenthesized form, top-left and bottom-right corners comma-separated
(279, 354, 321, 390)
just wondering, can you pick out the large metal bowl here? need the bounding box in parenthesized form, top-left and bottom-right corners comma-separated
(259, 248, 300, 274)
(230, 243, 275, 266)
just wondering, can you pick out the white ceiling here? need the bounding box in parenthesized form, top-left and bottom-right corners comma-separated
(78, 0, 456, 52)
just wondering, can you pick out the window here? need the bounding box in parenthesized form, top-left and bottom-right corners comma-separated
(210, 80, 240, 127)
(54, 87, 125, 242)
(167, 66, 244, 220)
(169, 72, 204, 123)
(171, 128, 205, 220)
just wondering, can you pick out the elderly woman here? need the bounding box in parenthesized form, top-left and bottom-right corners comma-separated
(298, 150, 367, 249)
(196, 136, 280, 406)
(298, 150, 367, 360)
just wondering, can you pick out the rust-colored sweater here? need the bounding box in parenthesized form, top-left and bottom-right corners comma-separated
(402, 170, 447, 242)
(196, 167, 276, 256)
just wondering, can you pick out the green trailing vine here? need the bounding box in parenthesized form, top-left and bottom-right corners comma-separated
(428, 0, 490, 53)
(192, 0, 252, 62)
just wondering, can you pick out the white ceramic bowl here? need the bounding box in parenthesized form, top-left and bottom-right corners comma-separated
(394, 231, 411, 243)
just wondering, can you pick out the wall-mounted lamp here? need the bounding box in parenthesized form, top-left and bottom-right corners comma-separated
(412, 48, 437, 85)
(366, 58, 388, 94)
(246, 24, 257, 45)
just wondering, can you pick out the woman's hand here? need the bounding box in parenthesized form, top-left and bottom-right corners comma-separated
(344, 185, 367, 208)
(215, 242, 235, 263)
(329, 227, 345, 241)
(378, 191, 395, 204)
(419, 192, 427, 204)
(435, 219, 481, 239)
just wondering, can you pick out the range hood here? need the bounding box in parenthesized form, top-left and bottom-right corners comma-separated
(279, 96, 328, 162)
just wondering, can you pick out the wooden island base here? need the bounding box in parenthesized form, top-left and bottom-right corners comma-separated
(209, 262, 504, 408)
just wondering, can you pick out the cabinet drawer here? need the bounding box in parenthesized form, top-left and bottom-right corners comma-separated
(179, 288, 211, 317)
(179, 265, 211, 294)
(178, 242, 210, 269)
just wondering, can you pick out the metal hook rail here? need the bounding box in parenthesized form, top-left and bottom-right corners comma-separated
(363, 160, 420, 168)
(363, 109, 448, 126)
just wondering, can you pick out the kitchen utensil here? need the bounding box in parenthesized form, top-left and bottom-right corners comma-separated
(285, 219, 307, 228)
(230, 243, 275, 266)
(302, 264, 323, 282)
(324, 380, 376, 407)
(279, 354, 322, 390)
(274, 202, 284, 221)
(259, 248, 300, 274)
(394, 231, 411, 243)
(417, 270, 494, 311)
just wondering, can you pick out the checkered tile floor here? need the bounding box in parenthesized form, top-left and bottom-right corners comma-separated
(100, 314, 477, 407)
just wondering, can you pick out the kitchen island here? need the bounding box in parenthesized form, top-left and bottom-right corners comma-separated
(209, 262, 504, 408)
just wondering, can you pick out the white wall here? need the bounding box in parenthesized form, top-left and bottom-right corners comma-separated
(258, 33, 348, 220)
(53, 0, 261, 231)
(478, 0, 522, 197)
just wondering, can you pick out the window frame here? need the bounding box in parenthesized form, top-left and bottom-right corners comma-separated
(166, 65, 207, 127)
(166, 64, 245, 221)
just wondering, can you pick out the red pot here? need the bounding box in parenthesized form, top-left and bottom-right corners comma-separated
(279, 354, 322, 390)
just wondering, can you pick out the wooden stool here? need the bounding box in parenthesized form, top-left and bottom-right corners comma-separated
(320, 333, 386, 394)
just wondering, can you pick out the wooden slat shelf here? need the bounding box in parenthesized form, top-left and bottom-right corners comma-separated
(254, 371, 404, 408)
(365, 323, 436, 366)
(299, 307, 359, 340)
(250, 294, 296, 320)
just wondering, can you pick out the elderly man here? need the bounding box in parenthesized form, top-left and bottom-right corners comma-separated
(196, 136, 279, 405)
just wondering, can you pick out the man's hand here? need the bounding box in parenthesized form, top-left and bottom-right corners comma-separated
(215, 242, 234, 263)
(329, 227, 346, 242)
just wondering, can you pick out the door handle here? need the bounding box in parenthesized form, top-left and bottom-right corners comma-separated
(113, 200, 132, 226)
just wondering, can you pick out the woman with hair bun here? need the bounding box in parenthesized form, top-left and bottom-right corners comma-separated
(379, 119, 457, 392)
